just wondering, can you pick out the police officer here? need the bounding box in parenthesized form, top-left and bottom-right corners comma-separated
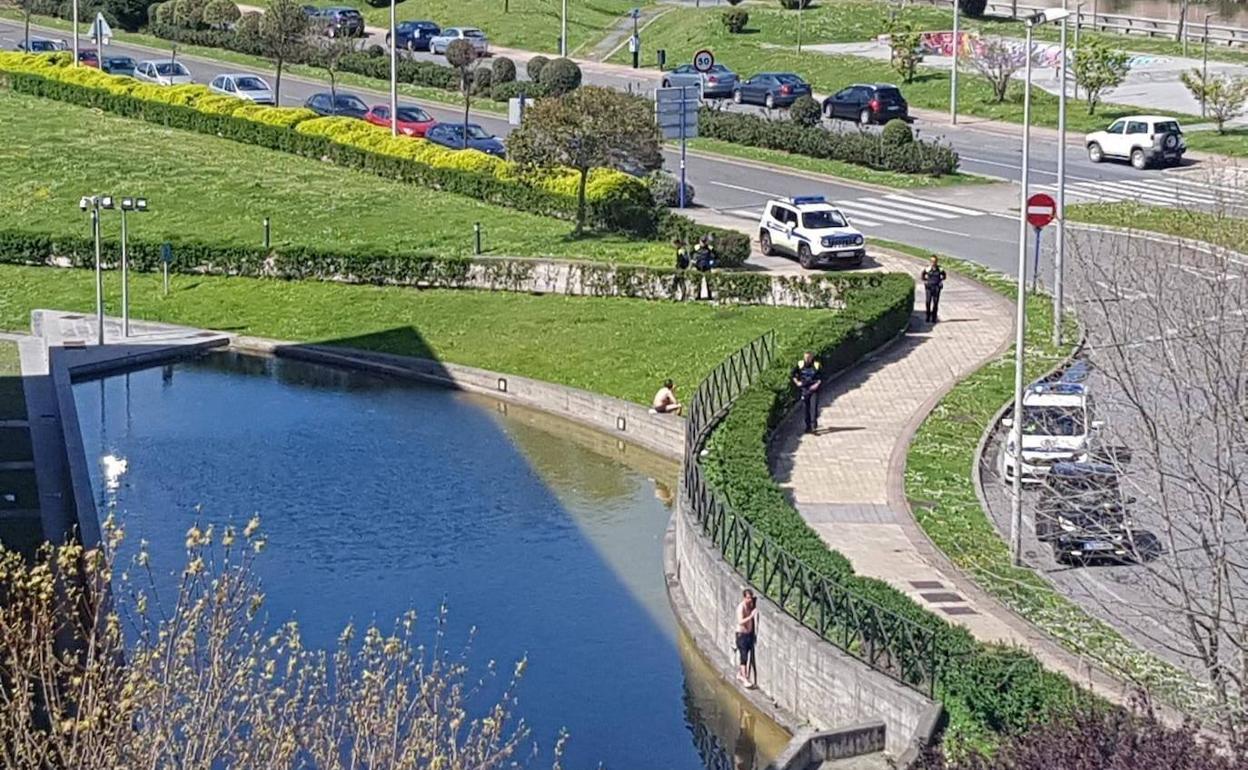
(672, 239, 690, 301)
(693, 234, 716, 300)
(921, 255, 947, 324)
(790, 351, 822, 433)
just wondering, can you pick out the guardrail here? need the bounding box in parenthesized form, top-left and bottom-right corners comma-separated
(911, 0, 1248, 48)
(680, 332, 941, 697)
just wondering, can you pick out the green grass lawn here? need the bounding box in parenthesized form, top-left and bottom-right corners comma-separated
(1068, 201, 1248, 251)
(684, 137, 992, 188)
(0, 90, 669, 265)
(619, 4, 1208, 143)
(0, 264, 823, 405)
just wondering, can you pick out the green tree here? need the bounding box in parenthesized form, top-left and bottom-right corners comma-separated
(887, 21, 923, 84)
(235, 9, 261, 39)
(445, 38, 479, 148)
(790, 94, 822, 127)
(508, 86, 662, 235)
(256, 0, 309, 105)
(172, 0, 207, 29)
(1073, 39, 1131, 115)
(201, 0, 240, 29)
(15, 0, 36, 50)
(104, 0, 156, 31)
(315, 35, 357, 106)
(539, 57, 582, 96)
(1180, 69, 1248, 134)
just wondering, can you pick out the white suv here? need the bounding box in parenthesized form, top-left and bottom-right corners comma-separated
(758, 196, 865, 269)
(1000, 382, 1102, 483)
(1085, 115, 1185, 169)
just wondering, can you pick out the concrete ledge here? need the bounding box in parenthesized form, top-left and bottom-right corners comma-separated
(770, 721, 888, 770)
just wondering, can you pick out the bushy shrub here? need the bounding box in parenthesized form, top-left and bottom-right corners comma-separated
(526, 54, 550, 82)
(721, 8, 749, 32)
(200, 0, 239, 28)
(539, 57, 582, 96)
(960, 0, 988, 17)
(491, 56, 517, 84)
(656, 212, 749, 268)
(699, 108, 959, 176)
(152, 0, 177, 25)
(490, 79, 547, 102)
(882, 118, 913, 146)
(778, 0, 811, 8)
(789, 94, 822, 127)
(470, 64, 492, 95)
(646, 170, 696, 208)
(235, 9, 261, 38)
(172, 0, 208, 29)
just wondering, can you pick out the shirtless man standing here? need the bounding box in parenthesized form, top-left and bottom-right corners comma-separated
(736, 589, 758, 688)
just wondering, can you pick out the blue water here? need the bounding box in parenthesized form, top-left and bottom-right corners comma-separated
(73, 351, 784, 770)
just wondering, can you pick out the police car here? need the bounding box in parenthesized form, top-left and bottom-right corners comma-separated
(758, 196, 866, 269)
(999, 382, 1102, 483)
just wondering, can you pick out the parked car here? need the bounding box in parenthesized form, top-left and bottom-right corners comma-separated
(757, 195, 865, 269)
(364, 104, 436, 136)
(102, 55, 137, 76)
(16, 37, 66, 52)
(822, 83, 908, 125)
(388, 20, 441, 52)
(661, 63, 738, 99)
(731, 72, 811, 109)
(134, 60, 193, 86)
(429, 27, 488, 56)
(77, 48, 100, 68)
(1035, 462, 1134, 564)
(303, 91, 370, 118)
(425, 123, 505, 157)
(209, 73, 275, 104)
(310, 6, 366, 38)
(1085, 115, 1185, 169)
(999, 382, 1101, 484)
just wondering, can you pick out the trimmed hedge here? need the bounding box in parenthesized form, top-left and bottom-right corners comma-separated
(700, 108, 961, 177)
(0, 228, 805, 302)
(699, 273, 1081, 751)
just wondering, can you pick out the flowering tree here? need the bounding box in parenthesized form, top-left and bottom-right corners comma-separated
(0, 517, 544, 768)
(968, 38, 1029, 103)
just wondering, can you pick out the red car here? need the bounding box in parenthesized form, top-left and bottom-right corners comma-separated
(78, 49, 100, 68)
(364, 104, 435, 137)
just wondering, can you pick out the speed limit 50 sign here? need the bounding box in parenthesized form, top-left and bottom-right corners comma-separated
(693, 49, 715, 73)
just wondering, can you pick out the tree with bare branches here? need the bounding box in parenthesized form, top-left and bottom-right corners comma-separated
(968, 38, 1029, 103)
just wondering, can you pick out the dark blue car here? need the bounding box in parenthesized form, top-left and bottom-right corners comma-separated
(388, 20, 440, 52)
(425, 123, 505, 157)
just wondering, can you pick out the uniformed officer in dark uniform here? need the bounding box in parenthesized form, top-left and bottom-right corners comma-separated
(921, 255, 947, 324)
(791, 351, 822, 433)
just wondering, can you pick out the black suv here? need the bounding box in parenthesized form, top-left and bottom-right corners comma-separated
(304, 92, 369, 118)
(311, 7, 365, 38)
(1035, 462, 1133, 564)
(389, 20, 440, 51)
(822, 84, 908, 125)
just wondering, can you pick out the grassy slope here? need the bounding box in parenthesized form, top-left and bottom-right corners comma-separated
(0, 265, 818, 405)
(617, 3, 1205, 140)
(0, 90, 670, 265)
(1068, 201, 1248, 251)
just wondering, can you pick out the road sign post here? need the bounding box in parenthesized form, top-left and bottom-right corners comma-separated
(1025, 192, 1056, 293)
(161, 242, 172, 297)
(655, 85, 699, 209)
(89, 12, 112, 63)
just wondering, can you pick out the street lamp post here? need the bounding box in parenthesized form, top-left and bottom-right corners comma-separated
(1072, 2, 1084, 100)
(72, 0, 79, 66)
(561, 0, 568, 56)
(80, 195, 115, 346)
(1054, 5, 1069, 347)
(1010, 8, 1069, 567)
(951, 0, 960, 124)
(797, 0, 804, 54)
(389, 0, 397, 136)
(1203, 13, 1219, 118)
(119, 197, 148, 338)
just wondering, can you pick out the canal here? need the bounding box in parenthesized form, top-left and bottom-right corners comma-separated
(73, 350, 788, 770)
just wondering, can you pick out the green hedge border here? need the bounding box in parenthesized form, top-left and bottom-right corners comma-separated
(696, 270, 1083, 755)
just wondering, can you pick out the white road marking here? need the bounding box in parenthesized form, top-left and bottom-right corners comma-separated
(834, 201, 935, 222)
(856, 196, 961, 220)
(882, 194, 986, 217)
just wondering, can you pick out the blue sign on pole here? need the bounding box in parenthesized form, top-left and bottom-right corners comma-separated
(160, 242, 173, 264)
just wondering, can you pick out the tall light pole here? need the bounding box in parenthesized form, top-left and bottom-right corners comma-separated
(560, 0, 568, 56)
(389, 0, 398, 136)
(1010, 8, 1069, 567)
(1072, 2, 1084, 100)
(951, 0, 960, 124)
(797, 0, 804, 54)
(80, 195, 114, 346)
(118, 197, 148, 338)
(1203, 13, 1219, 118)
(1054, 4, 1069, 347)
(72, 0, 80, 65)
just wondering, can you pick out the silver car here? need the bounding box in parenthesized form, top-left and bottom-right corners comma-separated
(661, 63, 738, 99)
(134, 59, 193, 86)
(429, 27, 489, 56)
(208, 73, 275, 104)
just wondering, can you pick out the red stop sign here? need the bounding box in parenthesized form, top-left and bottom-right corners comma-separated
(1026, 193, 1056, 229)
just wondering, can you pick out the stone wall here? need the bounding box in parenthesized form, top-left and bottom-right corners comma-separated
(670, 503, 940, 758)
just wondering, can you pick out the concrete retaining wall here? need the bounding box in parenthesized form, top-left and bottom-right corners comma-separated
(671, 504, 939, 758)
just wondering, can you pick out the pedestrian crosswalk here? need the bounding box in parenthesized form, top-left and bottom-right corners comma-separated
(824, 194, 988, 229)
(1034, 174, 1248, 210)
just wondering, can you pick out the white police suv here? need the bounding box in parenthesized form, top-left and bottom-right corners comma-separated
(999, 382, 1102, 484)
(758, 196, 866, 269)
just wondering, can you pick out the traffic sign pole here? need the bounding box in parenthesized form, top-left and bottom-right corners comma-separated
(679, 85, 688, 209)
(1031, 226, 1042, 293)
